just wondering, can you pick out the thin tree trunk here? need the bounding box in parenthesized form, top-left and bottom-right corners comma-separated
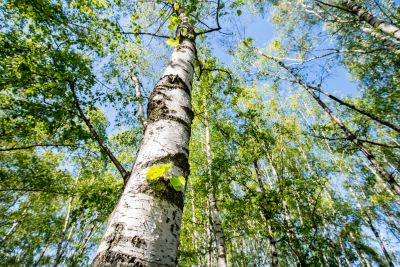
(74, 222, 99, 262)
(189, 182, 198, 252)
(300, 108, 372, 267)
(93, 8, 196, 266)
(343, 0, 400, 41)
(53, 196, 73, 267)
(361, 27, 400, 55)
(349, 232, 372, 267)
(254, 161, 280, 267)
(339, 238, 351, 267)
(204, 98, 228, 267)
(348, 187, 394, 267)
(308, 85, 400, 133)
(34, 240, 51, 267)
(207, 202, 212, 267)
(130, 74, 147, 128)
(261, 54, 400, 196)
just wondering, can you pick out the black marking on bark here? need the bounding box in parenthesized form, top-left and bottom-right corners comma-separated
(188, 61, 195, 71)
(142, 153, 190, 176)
(131, 236, 146, 248)
(92, 250, 147, 267)
(135, 181, 184, 209)
(177, 44, 195, 54)
(154, 75, 191, 96)
(106, 223, 124, 250)
(181, 106, 194, 122)
(172, 210, 177, 220)
(147, 77, 192, 128)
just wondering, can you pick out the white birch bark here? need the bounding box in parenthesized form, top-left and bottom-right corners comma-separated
(204, 98, 228, 267)
(253, 161, 280, 267)
(361, 27, 400, 55)
(130, 75, 147, 128)
(93, 10, 196, 266)
(53, 196, 73, 267)
(348, 186, 394, 267)
(343, 0, 400, 41)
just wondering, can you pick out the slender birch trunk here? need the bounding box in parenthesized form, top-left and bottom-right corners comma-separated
(299, 107, 372, 267)
(189, 182, 198, 252)
(348, 187, 394, 267)
(93, 8, 195, 266)
(262, 54, 400, 196)
(204, 98, 228, 267)
(343, 0, 400, 41)
(361, 27, 400, 55)
(349, 232, 372, 267)
(130, 75, 147, 128)
(53, 196, 73, 266)
(254, 161, 280, 267)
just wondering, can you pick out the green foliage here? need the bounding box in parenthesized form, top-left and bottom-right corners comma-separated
(146, 163, 172, 182)
(146, 163, 186, 191)
(170, 176, 186, 191)
(2, 0, 400, 265)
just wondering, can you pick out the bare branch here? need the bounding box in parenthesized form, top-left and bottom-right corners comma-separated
(195, 0, 222, 36)
(120, 31, 170, 39)
(67, 79, 129, 182)
(305, 133, 400, 148)
(0, 144, 80, 152)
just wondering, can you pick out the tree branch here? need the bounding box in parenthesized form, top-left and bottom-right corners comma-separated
(0, 144, 80, 152)
(67, 79, 129, 182)
(195, 0, 222, 36)
(120, 31, 170, 39)
(305, 133, 400, 148)
(308, 85, 400, 133)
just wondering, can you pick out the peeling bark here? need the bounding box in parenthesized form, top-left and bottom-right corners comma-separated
(93, 9, 196, 267)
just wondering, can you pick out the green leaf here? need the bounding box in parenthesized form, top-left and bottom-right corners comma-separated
(146, 163, 172, 182)
(170, 176, 186, 191)
(174, 3, 180, 10)
(166, 38, 179, 47)
(236, 10, 242, 16)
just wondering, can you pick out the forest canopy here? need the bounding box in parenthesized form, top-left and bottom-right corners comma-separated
(0, 0, 399, 266)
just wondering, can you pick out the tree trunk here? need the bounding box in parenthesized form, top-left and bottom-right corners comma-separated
(263, 54, 400, 196)
(53, 196, 73, 267)
(361, 27, 400, 55)
(348, 187, 394, 267)
(204, 98, 228, 267)
(349, 232, 372, 267)
(92, 9, 196, 267)
(343, 0, 400, 41)
(130, 75, 147, 128)
(254, 161, 280, 267)
(300, 107, 372, 267)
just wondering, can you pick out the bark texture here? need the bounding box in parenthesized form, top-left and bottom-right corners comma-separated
(343, 0, 400, 41)
(92, 10, 195, 267)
